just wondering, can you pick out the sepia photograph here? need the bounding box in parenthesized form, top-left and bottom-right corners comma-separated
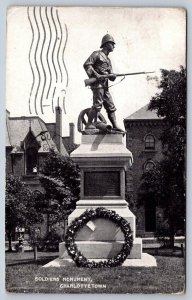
(5, 6, 186, 294)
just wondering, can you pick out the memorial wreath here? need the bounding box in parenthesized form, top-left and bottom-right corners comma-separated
(65, 207, 133, 268)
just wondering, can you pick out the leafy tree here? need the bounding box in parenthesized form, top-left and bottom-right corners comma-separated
(140, 160, 185, 247)
(5, 175, 44, 251)
(39, 149, 80, 235)
(139, 67, 186, 247)
(148, 66, 186, 170)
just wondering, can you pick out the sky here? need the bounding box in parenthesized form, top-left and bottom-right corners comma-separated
(6, 7, 186, 143)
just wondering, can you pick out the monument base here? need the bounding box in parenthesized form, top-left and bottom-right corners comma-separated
(59, 239, 142, 259)
(43, 253, 157, 268)
(57, 132, 156, 267)
(68, 199, 136, 239)
(67, 199, 142, 259)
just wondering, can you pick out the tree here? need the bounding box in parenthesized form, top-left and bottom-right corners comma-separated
(148, 66, 186, 170)
(139, 67, 186, 247)
(140, 160, 185, 247)
(5, 175, 43, 251)
(39, 149, 80, 235)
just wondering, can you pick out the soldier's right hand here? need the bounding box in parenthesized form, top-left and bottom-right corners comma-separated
(97, 74, 106, 82)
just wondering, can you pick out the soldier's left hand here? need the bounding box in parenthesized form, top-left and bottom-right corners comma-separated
(109, 74, 116, 81)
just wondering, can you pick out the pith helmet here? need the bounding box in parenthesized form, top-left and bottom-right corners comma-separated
(100, 34, 115, 48)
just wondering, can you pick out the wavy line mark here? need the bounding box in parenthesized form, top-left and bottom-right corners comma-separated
(33, 7, 41, 115)
(27, 7, 70, 115)
(52, 86, 56, 113)
(62, 23, 69, 87)
(45, 7, 52, 99)
(37, 118, 51, 149)
(53, 9, 61, 83)
(50, 8, 58, 83)
(60, 89, 66, 114)
(27, 7, 35, 114)
(53, 9, 60, 83)
(62, 96, 66, 114)
(39, 7, 47, 114)
(56, 10, 63, 82)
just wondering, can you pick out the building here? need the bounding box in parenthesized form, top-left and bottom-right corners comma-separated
(6, 106, 77, 189)
(6, 106, 77, 240)
(124, 104, 167, 237)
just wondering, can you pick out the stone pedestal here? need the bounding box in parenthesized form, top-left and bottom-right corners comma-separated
(63, 133, 143, 260)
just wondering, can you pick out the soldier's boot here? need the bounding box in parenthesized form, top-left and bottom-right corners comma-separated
(85, 107, 97, 129)
(108, 111, 124, 132)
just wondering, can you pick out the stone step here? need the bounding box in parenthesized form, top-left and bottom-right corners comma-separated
(142, 236, 185, 244)
(43, 253, 157, 268)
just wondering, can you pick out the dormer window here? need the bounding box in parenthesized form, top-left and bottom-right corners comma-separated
(145, 134, 155, 150)
(26, 146, 38, 175)
(24, 129, 40, 175)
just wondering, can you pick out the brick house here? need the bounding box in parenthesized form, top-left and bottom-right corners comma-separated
(124, 104, 167, 237)
(6, 106, 77, 239)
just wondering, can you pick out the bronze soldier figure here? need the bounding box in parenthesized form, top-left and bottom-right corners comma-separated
(83, 34, 123, 131)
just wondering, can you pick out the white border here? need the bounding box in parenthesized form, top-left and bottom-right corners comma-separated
(0, 0, 191, 299)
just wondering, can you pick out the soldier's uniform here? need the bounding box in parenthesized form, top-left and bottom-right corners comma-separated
(83, 50, 116, 113)
(83, 34, 123, 132)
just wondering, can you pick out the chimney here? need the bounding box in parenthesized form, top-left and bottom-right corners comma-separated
(69, 122, 75, 145)
(55, 106, 62, 152)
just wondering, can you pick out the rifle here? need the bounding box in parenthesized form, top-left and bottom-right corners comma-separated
(84, 71, 155, 87)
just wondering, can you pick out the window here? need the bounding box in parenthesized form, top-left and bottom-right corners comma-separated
(24, 130, 40, 175)
(26, 147, 38, 174)
(144, 160, 155, 171)
(145, 134, 155, 150)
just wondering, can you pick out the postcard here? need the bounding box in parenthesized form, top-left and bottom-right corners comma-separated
(5, 6, 186, 294)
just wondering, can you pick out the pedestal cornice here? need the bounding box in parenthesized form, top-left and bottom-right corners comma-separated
(71, 133, 133, 168)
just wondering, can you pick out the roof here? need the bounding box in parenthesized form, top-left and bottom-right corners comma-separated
(59, 142, 69, 156)
(62, 136, 79, 154)
(6, 115, 68, 156)
(124, 104, 163, 120)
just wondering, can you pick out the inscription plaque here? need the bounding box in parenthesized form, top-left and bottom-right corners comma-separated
(84, 171, 120, 197)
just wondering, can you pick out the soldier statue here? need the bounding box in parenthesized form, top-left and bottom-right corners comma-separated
(83, 34, 123, 132)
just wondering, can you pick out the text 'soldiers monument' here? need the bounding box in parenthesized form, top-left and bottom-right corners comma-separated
(59, 34, 156, 266)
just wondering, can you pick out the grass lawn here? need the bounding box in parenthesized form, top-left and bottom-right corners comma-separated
(5, 251, 185, 294)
